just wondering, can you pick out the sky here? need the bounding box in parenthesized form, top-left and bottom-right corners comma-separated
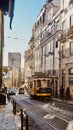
(4, 0, 46, 68)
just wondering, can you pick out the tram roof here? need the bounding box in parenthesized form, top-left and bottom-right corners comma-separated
(28, 72, 50, 81)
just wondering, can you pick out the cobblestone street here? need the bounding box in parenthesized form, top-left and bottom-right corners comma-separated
(0, 99, 21, 130)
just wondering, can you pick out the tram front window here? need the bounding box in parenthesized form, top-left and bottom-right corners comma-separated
(37, 88, 52, 93)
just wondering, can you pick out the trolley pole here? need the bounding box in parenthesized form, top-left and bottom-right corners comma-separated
(0, 11, 4, 90)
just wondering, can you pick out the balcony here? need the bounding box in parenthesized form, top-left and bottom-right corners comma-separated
(40, 32, 51, 44)
(51, 70, 58, 76)
(48, 70, 58, 76)
(67, 26, 73, 39)
(58, 31, 66, 43)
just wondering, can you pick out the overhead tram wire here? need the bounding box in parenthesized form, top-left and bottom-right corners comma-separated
(5, 36, 27, 41)
(4, 35, 29, 50)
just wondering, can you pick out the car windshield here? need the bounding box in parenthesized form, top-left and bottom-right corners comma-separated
(9, 88, 15, 92)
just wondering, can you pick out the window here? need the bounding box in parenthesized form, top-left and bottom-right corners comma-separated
(51, 25, 54, 34)
(57, 20, 61, 30)
(62, 45, 66, 58)
(69, 68, 73, 74)
(37, 20, 39, 26)
(37, 80, 41, 87)
(70, 41, 73, 56)
(12, 58, 15, 66)
(70, 14, 73, 27)
(40, 17, 41, 23)
(62, 21, 66, 31)
(42, 13, 45, 23)
(56, 41, 58, 48)
(54, 21, 57, 32)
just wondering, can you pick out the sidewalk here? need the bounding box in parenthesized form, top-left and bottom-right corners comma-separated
(53, 98, 73, 105)
(0, 99, 21, 130)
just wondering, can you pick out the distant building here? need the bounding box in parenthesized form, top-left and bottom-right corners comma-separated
(8, 52, 21, 88)
(8, 52, 21, 68)
(24, 49, 32, 83)
(2, 72, 11, 90)
(21, 68, 25, 84)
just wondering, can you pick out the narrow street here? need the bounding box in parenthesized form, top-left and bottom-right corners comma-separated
(10, 95, 73, 130)
(0, 1, 73, 130)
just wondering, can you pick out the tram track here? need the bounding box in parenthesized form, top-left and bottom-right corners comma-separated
(41, 104, 72, 122)
(23, 99, 69, 130)
(16, 100, 59, 130)
(12, 96, 69, 130)
(22, 97, 73, 121)
(26, 109, 58, 130)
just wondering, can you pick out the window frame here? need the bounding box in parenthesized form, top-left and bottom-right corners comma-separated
(70, 14, 73, 27)
(70, 41, 73, 56)
(62, 45, 66, 58)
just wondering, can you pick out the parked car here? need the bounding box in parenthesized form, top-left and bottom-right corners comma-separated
(7, 88, 16, 95)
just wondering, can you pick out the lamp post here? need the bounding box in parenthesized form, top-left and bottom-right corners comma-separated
(0, 11, 4, 89)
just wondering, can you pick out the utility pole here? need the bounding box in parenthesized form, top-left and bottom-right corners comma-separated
(0, 11, 6, 105)
(0, 11, 4, 90)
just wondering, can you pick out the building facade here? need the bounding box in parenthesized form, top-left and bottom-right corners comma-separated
(8, 52, 21, 88)
(28, 0, 61, 97)
(26, 0, 73, 99)
(24, 50, 32, 83)
(58, 0, 73, 98)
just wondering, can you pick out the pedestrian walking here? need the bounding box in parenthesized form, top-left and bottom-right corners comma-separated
(65, 87, 70, 101)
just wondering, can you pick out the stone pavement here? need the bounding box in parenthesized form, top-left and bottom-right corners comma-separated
(0, 96, 73, 130)
(0, 99, 21, 130)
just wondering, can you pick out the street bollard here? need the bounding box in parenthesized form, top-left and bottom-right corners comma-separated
(26, 115, 28, 130)
(21, 109, 23, 130)
(21, 109, 29, 130)
(13, 100, 16, 114)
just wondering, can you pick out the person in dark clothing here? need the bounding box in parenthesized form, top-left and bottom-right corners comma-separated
(65, 87, 70, 101)
(60, 86, 65, 100)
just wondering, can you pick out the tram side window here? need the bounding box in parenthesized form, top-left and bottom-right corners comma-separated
(41, 80, 46, 87)
(47, 80, 51, 88)
(30, 83, 33, 88)
(37, 80, 41, 87)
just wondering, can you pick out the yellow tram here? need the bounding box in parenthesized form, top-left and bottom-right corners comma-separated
(28, 73, 52, 99)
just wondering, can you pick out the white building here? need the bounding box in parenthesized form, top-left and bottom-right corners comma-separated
(59, 0, 73, 98)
